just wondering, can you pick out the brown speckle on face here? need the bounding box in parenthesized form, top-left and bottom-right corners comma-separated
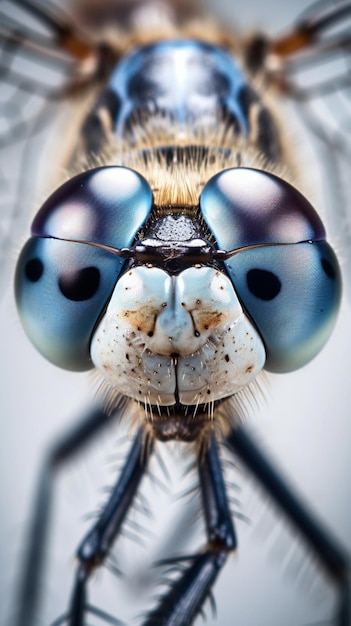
(193, 307, 230, 333)
(121, 304, 160, 335)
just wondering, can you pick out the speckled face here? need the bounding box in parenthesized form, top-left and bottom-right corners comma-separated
(90, 265, 266, 406)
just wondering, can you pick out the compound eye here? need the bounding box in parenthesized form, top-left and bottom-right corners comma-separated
(31, 165, 153, 248)
(200, 166, 341, 372)
(200, 167, 325, 250)
(15, 237, 125, 371)
(15, 166, 154, 371)
(225, 242, 341, 372)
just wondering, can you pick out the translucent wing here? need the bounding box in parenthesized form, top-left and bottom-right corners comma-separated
(275, 1, 351, 269)
(0, 0, 98, 291)
(246, 0, 351, 294)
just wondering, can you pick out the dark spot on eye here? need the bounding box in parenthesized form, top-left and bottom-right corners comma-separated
(225, 354, 230, 362)
(25, 258, 43, 282)
(321, 257, 336, 280)
(247, 268, 281, 301)
(59, 266, 100, 301)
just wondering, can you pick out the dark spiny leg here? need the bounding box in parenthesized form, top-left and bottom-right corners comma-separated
(226, 424, 350, 626)
(143, 432, 236, 626)
(13, 405, 117, 626)
(68, 428, 151, 626)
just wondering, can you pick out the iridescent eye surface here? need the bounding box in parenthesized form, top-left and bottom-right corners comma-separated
(32, 166, 153, 248)
(200, 167, 342, 372)
(224, 241, 341, 372)
(200, 167, 326, 250)
(15, 166, 153, 371)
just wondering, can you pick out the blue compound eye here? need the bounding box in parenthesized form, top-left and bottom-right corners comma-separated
(200, 168, 342, 372)
(15, 237, 126, 371)
(225, 242, 341, 372)
(15, 166, 153, 371)
(32, 166, 153, 247)
(200, 167, 326, 249)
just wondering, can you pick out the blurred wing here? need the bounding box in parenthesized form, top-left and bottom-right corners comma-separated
(259, 0, 351, 294)
(0, 0, 97, 291)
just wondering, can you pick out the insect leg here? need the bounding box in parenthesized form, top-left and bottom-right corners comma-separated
(13, 405, 117, 626)
(142, 433, 236, 626)
(66, 427, 151, 626)
(226, 424, 350, 626)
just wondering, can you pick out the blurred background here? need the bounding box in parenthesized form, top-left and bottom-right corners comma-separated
(0, 1, 350, 624)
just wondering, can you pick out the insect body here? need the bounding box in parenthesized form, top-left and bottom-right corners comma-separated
(4, 1, 351, 625)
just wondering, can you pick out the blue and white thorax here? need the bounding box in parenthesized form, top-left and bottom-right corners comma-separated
(15, 40, 341, 439)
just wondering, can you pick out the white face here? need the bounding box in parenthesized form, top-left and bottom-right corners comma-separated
(91, 265, 266, 406)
